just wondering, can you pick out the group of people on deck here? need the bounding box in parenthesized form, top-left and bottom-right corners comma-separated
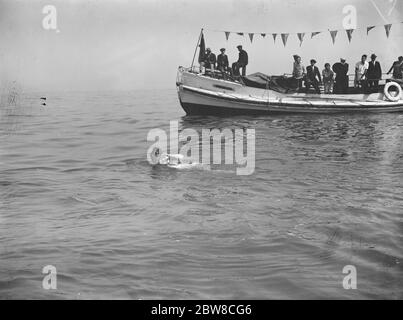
(201, 45, 403, 94)
(292, 54, 403, 94)
(201, 45, 248, 78)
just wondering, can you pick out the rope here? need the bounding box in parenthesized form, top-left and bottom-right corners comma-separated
(203, 20, 403, 35)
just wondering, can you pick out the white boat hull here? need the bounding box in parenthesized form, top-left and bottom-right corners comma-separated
(176, 68, 403, 115)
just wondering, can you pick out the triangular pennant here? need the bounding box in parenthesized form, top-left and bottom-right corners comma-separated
(225, 31, 230, 41)
(311, 31, 321, 38)
(237, 32, 244, 36)
(346, 29, 354, 43)
(297, 33, 305, 46)
(281, 33, 289, 47)
(384, 24, 392, 38)
(272, 33, 277, 43)
(198, 33, 206, 63)
(367, 26, 375, 35)
(261, 33, 266, 38)
(248, 33, 254, 43)
(329, 30, 338, 44)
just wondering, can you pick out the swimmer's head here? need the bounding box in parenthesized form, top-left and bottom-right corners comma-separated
(149, 147, 162, 165)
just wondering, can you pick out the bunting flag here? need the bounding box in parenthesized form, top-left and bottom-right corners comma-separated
(198, 33, 205, 63)
(330, 30, 338, 44)
(346, 29, 354, 43)
(311, 31, 321, 38)
(384, 24, 392, 38)
(297, 33, 305, 46)
(281, 33, 289, 47)
(218, 20, 401, 47)
(367, 26, 375, 35)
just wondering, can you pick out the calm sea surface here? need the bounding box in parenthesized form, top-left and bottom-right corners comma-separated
(0, 88, 402, 299)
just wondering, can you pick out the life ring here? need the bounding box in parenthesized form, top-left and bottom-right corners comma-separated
(384, 81, 402, 102)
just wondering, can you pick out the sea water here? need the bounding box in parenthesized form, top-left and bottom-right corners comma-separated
(0, 88, 402, 299)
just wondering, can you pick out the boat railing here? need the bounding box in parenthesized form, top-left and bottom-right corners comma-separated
(186, 66, 227, 76)
(283, 72, 398, 88)
(185, 66, 240, 82)
(182, 66, 401, 89)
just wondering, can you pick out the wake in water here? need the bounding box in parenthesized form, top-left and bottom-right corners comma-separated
(145, 147, 248, 174)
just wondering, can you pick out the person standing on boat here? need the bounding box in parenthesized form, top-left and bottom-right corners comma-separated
(232, 45, 248, 77)
(354, 54, 369, 92)
(332, 58, 349, 94)
(204, 48, 216, 74)
(367, 54, 382, 91)
(305, 59, 322, 94)
(292, 55, 306, 91)
(322, 63, 334, 94)
(217, 48, 229, 78)
(387, 56, 403, 80)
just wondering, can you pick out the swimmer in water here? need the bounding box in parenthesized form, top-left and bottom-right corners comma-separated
(149, 147, 210, 171)
(149, 147, 188, 166)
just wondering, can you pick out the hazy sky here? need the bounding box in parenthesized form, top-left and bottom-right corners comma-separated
(0, 0, 402, 92)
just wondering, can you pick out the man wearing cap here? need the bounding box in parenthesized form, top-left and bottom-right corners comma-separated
(367, 54, 382, 91)
(232, 45, 248, 76)
(355, 54, 369, 92)
(305, 59, 322, 94)
(204, 48, 216, 74)
(217, 48, 229, 74)
(387, 56, 403, 80)
(292, 55, 306, 90)
(332, 58, 349, 94)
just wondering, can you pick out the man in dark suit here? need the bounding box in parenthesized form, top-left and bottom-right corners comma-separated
(217, 48, 229, 79)
(204, 48, 216, 72)
(217, 48, 229, 71)
(305, 59, 322, 94)
(333, 58, 349, 94)
(367, 54, 382, 91)
(232, 45, 248, 76)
